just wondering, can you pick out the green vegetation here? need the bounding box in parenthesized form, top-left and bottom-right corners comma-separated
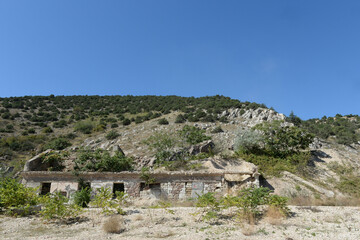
(287, 111, 360, 145)
(39, 191, 82, 220)
(235, 121, 314, 176)
(0, 178, 39, 216)
(158, 118, 169, 125)
(43, 137, 71, 150)
(194, 186, 289, 223)
(74, 120, 94, 134)
(74, 149, 133, 172)
(140, 167, 156, 186)
(40, 151, 65, 171)
(90, 187, 128, 215)
(328, 162, 360, 197)
(178, 125, 211, 145)
(144, 125, 212, 170)
(73, 187, 91, 208)
(105, 130, 120, 140)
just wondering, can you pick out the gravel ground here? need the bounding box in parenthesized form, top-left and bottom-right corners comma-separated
(1, 206, 360, 240)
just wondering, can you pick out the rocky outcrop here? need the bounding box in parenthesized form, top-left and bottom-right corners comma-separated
(188, 140, 215, 155)
(219, 108, 286, 126)
(24, 149, 52, 171)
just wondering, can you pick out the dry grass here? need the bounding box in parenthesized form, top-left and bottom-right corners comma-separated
(241, 224, 255, 236)
(265, 206, 285, 225)
(289, 196, 360, 206)
(103, 215, 125, 234)
(133, 214, 144, 221)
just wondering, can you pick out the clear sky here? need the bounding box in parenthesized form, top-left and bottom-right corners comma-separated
(1, 0, 360, 119)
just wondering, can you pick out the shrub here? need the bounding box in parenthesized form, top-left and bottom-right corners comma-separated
(158, 118, 169, 125)
(41, 151, 65, 171)
(175, 114, 186, 123)
(90, 187, 128, 215)
(74, 149, 133, 172)
(53, 120, 68, 128)
(122, 118, 131, 126)
(39, 192, 82, 220)
(143, 132, 178, 163)
(103, 215, 125, 234)
(106, 130, 120, 140)
(111, 123, 119, 128)
(234, 128, 263, 154)
(74, 121, 94, 134)
(73, 187, 91, 208)
(43, 138, 71, 150)
(178, 125, 211, 145)
(0, 178, 39, 216)
(140, 167, 156, 187)
(42, 126, 53, 133)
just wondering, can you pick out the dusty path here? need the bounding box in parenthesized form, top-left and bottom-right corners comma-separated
(1, 206, 360, 240)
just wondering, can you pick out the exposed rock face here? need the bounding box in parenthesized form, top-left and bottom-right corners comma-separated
(24, 149, 52, 171)
(189, 140, 215, 155)
(219, 108, 286, 127)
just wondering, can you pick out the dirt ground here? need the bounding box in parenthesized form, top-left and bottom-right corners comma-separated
(1, 206, 360, 240)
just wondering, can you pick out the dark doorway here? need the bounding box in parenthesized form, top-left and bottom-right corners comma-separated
(40, 182, 51, 195)
(113, 183, 125, 198)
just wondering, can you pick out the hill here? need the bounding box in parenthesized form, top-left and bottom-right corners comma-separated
(0, 95, 360, 203)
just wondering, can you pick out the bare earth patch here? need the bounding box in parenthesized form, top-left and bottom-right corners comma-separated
(1, 206, 360, 240)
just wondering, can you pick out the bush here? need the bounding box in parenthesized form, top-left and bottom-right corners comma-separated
(194, 186, 289, 224)
(41, 151, 65, 171)
(106, 130, 120, 140)
(74, 149, 133, 172)
(158, 118, 169, 125)
(73, 187, 91, 208)
(234, 128, 263, 154)
(175, 114, 186, 123)
(39, 192, 82, 220)
(143, 132, 178, 163)
(74, 121, 94, 134)
(90, 187, 128, 215)
(103, 215, 125, 234)
(0, 178, 39, 216)
(43, 138, 71, 150)
(178, 125, 211, 145)
(122, 118, 131, 126)
(42, 126, 53, 133)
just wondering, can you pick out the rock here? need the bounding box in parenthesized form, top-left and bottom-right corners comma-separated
(24, 149, 52, 171)
(189, 140, 215, 155)
(109, 145, 125, 157)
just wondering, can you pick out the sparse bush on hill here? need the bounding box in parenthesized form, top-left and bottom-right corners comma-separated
(74, 149, 133, 172)
(235, 121, 314, 176)
(74, 120, 94, 134)
(106, 130, 120, 140)
(43, 137, 71, 151)
(158, 118, 169, 125)
(178, 125, 211, 145)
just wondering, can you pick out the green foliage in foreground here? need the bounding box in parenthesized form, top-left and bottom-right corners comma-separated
(73, 187, 91, 208)
(195, 187, 289, 223)
(39, 192, 82, 220)
(90, 187, 128, 215)
(0, 178, 39, 216)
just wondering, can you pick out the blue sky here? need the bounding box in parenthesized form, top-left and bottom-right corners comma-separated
(1, 0, 360, 119)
